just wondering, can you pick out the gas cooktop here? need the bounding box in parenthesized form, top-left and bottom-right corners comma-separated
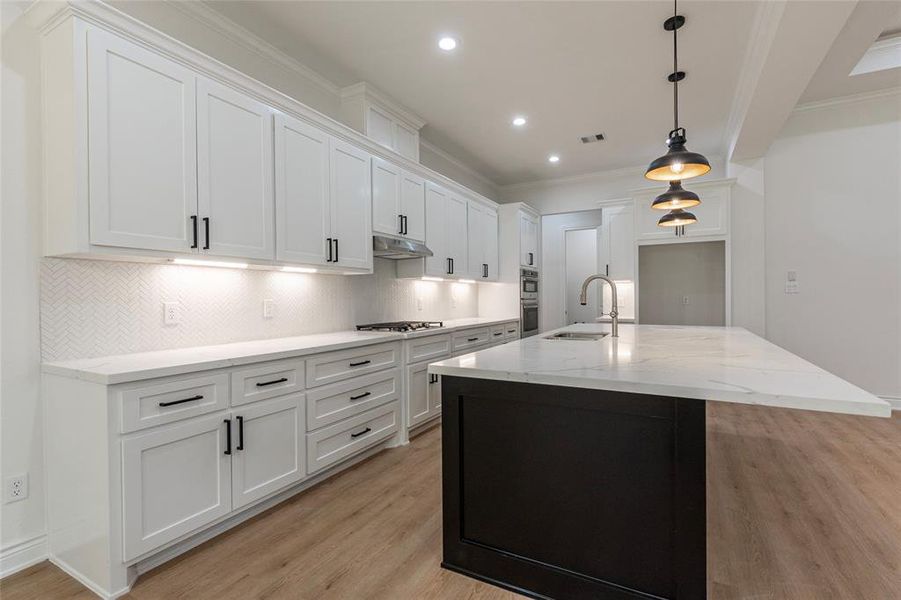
(356, 321, 444, 332)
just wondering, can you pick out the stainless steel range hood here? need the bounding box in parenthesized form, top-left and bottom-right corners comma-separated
(372, 235, 434, 259)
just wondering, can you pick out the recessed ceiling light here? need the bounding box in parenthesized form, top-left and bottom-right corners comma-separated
(512, 116, 527, 127)
(438, 37, 457, 51)
(548, 154, 560, 163)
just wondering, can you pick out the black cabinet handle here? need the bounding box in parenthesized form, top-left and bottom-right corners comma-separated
(398, 215, 404, 235)
(326, 237, 333, 261)
(236, 415, 244, 451)
(483, 263, 488, 278)
(493, 332, 503, 337)
(404, 215, 408, 235)
(507, 329, 516, 334)
(159, 394, 203, 407)
(606, 263, 609, 276)
(429, 374, 439, 384)
(334, 238, 339, 263)
(528, 252, 533, 265)
(450, 258, 454, 274)
(350, 427, 371, 439)
(203, 217, 210, 250)
(467, 337, 478, 342)
(224, 419, 232, 455)
(447, 257, 452, 275)
(349, 359, 371, 367)
(255, 377, 288, 387)
(349, 391, 371, 401)
(190, 215, 198, 249)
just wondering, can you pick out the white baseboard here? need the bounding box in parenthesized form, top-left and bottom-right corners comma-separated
(881, 395, 901, 411)
(48, 555, 132, 600)
(0, 534, 48, 578)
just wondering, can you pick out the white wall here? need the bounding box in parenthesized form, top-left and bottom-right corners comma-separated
(1, 0, 46, 563)
(764, 91, 900, 399)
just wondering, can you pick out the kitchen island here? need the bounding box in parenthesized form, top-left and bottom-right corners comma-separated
(428, 324, 890, 600)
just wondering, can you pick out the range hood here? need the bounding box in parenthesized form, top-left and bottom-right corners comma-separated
(372, 235, 434, 259)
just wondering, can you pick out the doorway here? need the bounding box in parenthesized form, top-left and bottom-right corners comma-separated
(564, 227, 601, 324)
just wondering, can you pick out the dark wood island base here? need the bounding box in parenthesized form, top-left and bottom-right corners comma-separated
(441, 376, 707, 600)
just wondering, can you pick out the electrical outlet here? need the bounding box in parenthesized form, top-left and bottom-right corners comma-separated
(263, 299, 275, 319)
(5, 474, 28, 503)
(682, 295, 690, 305)
(417, 297, 423, 311)
(163, 301, 180, 325)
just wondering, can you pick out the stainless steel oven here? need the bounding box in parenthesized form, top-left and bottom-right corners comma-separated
(520, 268, 540, 337)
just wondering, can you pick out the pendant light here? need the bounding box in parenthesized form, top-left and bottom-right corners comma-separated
(646, 0, 708, 228)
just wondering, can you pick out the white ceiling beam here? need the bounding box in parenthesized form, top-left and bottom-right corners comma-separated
(725, 0, 858, 162)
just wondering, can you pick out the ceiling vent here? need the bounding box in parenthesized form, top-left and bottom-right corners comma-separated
(580, 133, 606, 144)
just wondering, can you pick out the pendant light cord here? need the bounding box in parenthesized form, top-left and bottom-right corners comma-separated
(672, 0, 679, 133)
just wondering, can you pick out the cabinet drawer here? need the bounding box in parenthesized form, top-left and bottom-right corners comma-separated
(306, 400, 399, 474)
(452, 328, 490, 352)
(503, 322, 520, 340)
(489, 325, 506, 342)
(306, 342, 399, 388)
(306, 368, 400, 431)
(230, 359, 304, 407)
(406, 333, 452, 364)
(120, 373, 229, 433)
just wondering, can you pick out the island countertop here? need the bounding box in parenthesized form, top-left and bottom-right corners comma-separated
(428, 323, 891, 417)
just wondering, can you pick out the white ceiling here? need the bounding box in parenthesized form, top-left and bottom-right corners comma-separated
(209, 1, 761, 186)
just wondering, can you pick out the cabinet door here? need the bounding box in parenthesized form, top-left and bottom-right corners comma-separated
(122, 415, 231, 561)
(372, 156, 401, 237)
(484, 209, 499, 281)
(394, 122, 419, 161)
(406, 362, 430, 427)
(330, 139, 372, 270)
(424, 183, 448, 276)
(683, 187, 728, 238)
(446, 194, 468, 277)
(520, 213, 538, 267)
(197, 78, 274, 260)
(467, 202, 485, 278)
(231, 394, 305, 510)
(366, 105, 394, 150)
(400, 171, 426, 242)
(601, 204, 635, 281)
(274, 114, 330, 265)
(86, 27, 197, 253)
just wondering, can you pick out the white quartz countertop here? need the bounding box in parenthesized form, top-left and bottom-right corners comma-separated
(42, 317, 519, 385)
(428, 324, 891, 418)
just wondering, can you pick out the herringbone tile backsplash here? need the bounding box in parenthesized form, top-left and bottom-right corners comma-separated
(40, 258, 479, 361)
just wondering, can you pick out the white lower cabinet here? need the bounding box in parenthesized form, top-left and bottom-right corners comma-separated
(231, 394, 305, 510)
(122, 414, 232, 561)
(307, 400, 400, 474)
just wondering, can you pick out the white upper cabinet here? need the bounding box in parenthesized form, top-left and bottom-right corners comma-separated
(86, 27, 198, 253)
(634, 181, 731, 243)
(372, 157, 403, 237)
(394, 123, 419, 161)
(467, 202, 499, 281)
(197, 78, 275, 260)
(445, 194, 468, 277)
(399, 171, 426, 242)
(423, 183, 448, 277)
(600, 203, 635, 281)
(520, 212, 539, 267)
(274, 114, 331, 266)
(329, 139, 372, 270)
(484, 209, 499, 281)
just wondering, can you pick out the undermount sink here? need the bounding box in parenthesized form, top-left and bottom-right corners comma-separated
(544, 331, 610, 341)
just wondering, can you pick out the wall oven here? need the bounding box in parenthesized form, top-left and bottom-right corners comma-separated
(520, 268, 540, 337)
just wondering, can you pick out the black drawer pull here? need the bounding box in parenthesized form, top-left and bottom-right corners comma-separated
(493, 332, 503, 337)
(507, 329, 516, 334)
(467, 337, 478, 342)
(429, 374, 439, 384)
(236, 415, 244, 451)
(224, 419, 232, 455)
(256, 377, 288, 387)
(159, 394, 203, 407)
(350, 427, 371, 438)
(349, 360, 371, 367)
(349, 391, 371, 401)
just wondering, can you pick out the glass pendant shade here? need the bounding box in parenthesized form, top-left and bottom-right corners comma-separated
(657, 208, 697, 228)
(645, 135, 711, 182)
(651, 181, 700, 210)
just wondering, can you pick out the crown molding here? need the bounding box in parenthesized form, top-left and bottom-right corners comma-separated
(722, 0, 787, 161)
(419, 138, 499, 194)
(793, 86, 901, 113)
(339, 82, 427, 130)
(164, 0, 340, 97)
(499, 163, 650, 194)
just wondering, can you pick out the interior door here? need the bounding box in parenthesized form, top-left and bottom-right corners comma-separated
(197, 78, 274, 260)
(446, 194, 468, 277)
(424, 183, 448, 276)
(330, 139, 372, 270)
(371, 156, 401, 237)
(483, 209, 499, 281)
(86, 27, 197, 253)
(122, 414, 231, 561)
(231, 394, 305, 509)
(274, 114, 330, 265)
(467, 202, 485, 278)
(400, 171, 426, 242)
(565, 228, 600, 324)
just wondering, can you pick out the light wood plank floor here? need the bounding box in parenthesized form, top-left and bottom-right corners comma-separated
(3, 404, 899, 599)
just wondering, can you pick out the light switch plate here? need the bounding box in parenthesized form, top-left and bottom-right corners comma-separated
(263, 299, 275, 319)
